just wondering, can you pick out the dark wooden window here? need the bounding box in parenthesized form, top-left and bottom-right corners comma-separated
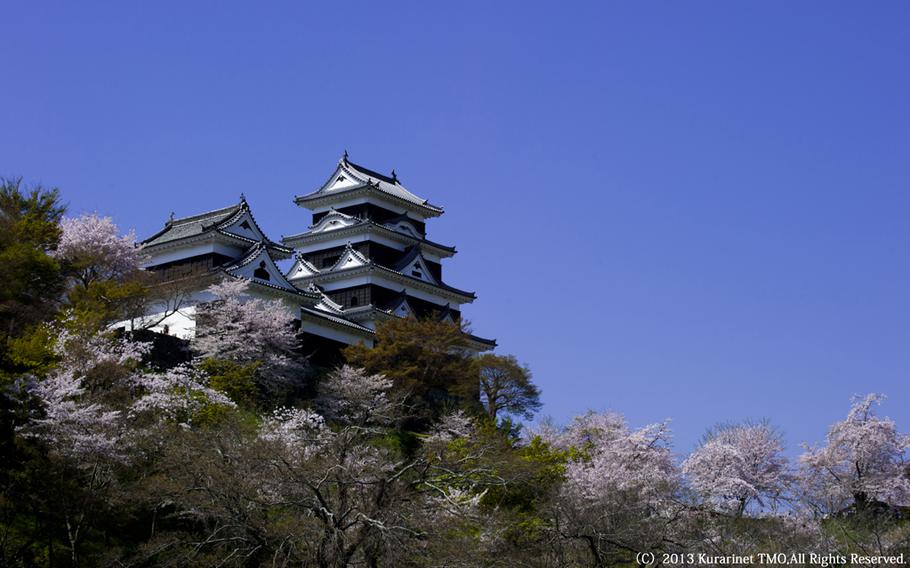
(253, 261, 271, 281)
(328, 286, 370, 309)
(148, 253, 235, 283)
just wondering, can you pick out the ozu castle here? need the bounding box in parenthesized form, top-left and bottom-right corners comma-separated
(137, 153, 495, 354)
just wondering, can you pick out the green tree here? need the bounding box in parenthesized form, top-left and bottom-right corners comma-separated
(343, 317, 479, 421)
(477, 353, 541, 421)
(0, 177, 65, 372)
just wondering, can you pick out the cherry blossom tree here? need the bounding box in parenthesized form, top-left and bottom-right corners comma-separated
(799, 394, 910, 515)
(683, 421, 791, 516)
(21, 325, 150, 461)
(544, 412, 684, 566)
(20, 324, 235, 566)
(315, 364, 397, 427)
(128, 364, 234, 424)
(25, 370, 123, 461)
(22, 324, 233, 460)
(54, 213, 143, 287)
(243, 367, 491, 566)
(194, 279, 306, 400)
(425, 410, 474, 445)
(259, 406, 326, 451)
(147, 366, 400, 566)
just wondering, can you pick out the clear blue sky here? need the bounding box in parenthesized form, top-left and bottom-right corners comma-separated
(4, 1, 909, 456)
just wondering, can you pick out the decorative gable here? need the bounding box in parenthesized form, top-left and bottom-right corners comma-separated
(286, 255, 320, 282)
(304, 283, 346, 314)
(225, 245, 298, 292)
(329, 244, 370, 272)
(397, 249, 438, 285)
(310, 210, 361, 234)
(438, 304, 456, 323)
(388, 293, 416, 319)
(395, 301, 415, 318)
(326, 169, 362, 192)
(219, 209, 266, 242)
(385, 219, 422, 238)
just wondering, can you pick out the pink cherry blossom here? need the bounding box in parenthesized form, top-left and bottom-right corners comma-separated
(799, 394, 910, 513)
(54, 213, 143, 285)
(316, 365, 396, 427)
(683, 422, 791, 515)
(195, 280, 305, 396)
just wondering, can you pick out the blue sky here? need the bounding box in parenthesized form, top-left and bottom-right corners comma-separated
(3, 1, 909, 456)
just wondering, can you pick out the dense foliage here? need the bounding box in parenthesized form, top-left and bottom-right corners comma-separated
(1, 182, 908, 566)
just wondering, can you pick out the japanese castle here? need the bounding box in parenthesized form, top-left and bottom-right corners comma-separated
(137, 153, 495, 353)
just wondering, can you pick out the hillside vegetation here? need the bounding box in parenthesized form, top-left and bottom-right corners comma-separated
(1, 179, 908, 567)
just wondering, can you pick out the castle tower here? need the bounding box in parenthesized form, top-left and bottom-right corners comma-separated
(282, 153, 495, 350)
(133, 154, 494, 353)
(135, 195, 375, 347)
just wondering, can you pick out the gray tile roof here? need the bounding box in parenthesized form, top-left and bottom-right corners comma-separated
(140, 199, 292, 255)
(295, 157, 444, 215)
(318, 243, 474, 300)
(346, 160, 442, 211)
(140, 203, 241, 247)
(299, 305, 374, 334)
(467, 333, 497, 348)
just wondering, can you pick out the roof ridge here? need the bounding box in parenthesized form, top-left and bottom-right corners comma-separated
(299, 305, 374, 334)
(213, 229, 292, 253)
(345, 159, 398, 185)
(169, 202, 241, 226)
(295, 159, 444, 215)
(215, 199, 289, 250)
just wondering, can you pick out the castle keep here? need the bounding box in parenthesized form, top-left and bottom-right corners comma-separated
(137, 154, 495, 351)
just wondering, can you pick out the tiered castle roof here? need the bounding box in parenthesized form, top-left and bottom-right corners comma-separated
(282, 208, 457, 258)
(137, 154, 495, 350)
(294, 153, 444, 218)
(286, 242, 476, 304)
